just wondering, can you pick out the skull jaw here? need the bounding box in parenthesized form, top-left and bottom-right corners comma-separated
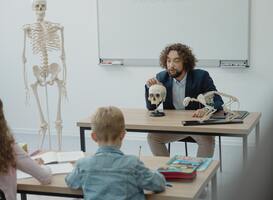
(150, 99, 162, 106)
(148, 96, 162, 107)
(36, 11, 45, 22)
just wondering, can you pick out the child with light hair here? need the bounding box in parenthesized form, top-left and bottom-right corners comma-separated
(66, 106, 165, 200)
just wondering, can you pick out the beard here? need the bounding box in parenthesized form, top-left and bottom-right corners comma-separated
(167, 68, 184, 78)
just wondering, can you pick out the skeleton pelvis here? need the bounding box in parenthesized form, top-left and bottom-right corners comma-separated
(33, 63, 61, 84)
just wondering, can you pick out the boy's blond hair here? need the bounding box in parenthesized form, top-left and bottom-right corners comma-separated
(91, 106, 125, 142)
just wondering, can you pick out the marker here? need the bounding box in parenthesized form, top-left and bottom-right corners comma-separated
(112, 60, 123, 65)
(100, 60, 123, 66)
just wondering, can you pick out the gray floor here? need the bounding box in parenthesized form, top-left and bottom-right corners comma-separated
(15, 133, 255, 200)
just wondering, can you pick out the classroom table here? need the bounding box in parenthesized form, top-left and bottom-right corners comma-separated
(17, 156, 220, 200)
(77, 108, 261, 170)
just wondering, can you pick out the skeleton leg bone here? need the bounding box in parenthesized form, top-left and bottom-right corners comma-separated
(44, 84, 52, 150)
(200, 107, 217, 122)
(183, 96, 217, 122)
(31, 82, 50, 150)
(55, 79, 63, 151)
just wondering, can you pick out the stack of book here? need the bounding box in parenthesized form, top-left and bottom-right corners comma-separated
(157, 155, 211, 180)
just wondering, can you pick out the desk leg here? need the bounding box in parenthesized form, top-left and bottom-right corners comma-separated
(243, 136, 248, 166)
(219, 136, 222, 172)
(80, 127, 86, 152)
(255, 121, 260, 146)
(211, 173, 217, 200)
(20, 193, 27, 200)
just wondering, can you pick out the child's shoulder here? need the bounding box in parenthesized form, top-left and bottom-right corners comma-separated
(75, 155, 95, 166)
(121, 154, 142, 166)
(123, 154, 138, 160)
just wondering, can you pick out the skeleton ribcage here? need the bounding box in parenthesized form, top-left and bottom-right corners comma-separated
(28, 22, 61, 55)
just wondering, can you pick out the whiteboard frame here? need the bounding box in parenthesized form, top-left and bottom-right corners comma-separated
(96, 0, 251, 68)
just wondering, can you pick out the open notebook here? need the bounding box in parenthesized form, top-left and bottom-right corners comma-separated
(17, 151, 84, 179)
(31, 151, 85, 164)
(17, 163, 74, 179)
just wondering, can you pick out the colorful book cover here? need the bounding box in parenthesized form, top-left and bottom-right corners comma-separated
(158, 155, 208, 179)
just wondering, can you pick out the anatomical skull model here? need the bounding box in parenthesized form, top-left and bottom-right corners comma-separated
(148, 84, 166, 116)
(22, 0, 67, 150)
(183, 91, 240, 122)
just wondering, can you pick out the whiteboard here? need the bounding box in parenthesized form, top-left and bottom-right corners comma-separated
(97, 0, 250, 67)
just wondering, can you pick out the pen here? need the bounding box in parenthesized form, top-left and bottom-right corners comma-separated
(138, 145, 142, 159)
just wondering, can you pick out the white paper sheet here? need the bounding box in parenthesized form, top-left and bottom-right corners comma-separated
(17, 163, 74, 180)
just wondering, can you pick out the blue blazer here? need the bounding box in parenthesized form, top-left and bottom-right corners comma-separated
(145, 69, 223, 110)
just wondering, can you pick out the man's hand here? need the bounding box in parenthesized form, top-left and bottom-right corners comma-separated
(146, 78, 161, 87)
(193, 108, 206, 118)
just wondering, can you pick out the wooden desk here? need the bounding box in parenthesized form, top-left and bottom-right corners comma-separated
(77, 109, 261, 168)
(17, 156, 220, 200)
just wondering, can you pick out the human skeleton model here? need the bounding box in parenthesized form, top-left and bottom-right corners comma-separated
(183, 91, 240, 122)
(148, 84, 167, 116)
(22, 0, 67, 150)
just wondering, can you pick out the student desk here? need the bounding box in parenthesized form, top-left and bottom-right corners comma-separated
(17, 156, 220, 200)
(77, 109, 261, 169)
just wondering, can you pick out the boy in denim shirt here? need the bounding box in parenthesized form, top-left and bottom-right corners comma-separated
(65, 106, 166, 200)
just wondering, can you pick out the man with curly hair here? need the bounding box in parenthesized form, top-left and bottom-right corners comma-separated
(145, 43, 223, 157)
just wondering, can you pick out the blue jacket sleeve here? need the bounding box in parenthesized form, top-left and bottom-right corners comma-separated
(135, 159, 166, 192)
(65, 162, 83, 189)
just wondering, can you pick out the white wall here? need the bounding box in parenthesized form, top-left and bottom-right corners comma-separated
(0, 0, 272, 145)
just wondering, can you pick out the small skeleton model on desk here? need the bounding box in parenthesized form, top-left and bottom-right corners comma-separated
(22, 0, 67, 150)
(183, 91, 240, 122)
(148, 84, 167, 117)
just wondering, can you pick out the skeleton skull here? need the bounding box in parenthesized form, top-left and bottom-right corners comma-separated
(32, 0, 47, 21)
(148, 84, 166, 106)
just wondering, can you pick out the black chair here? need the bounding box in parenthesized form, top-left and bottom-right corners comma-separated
(167, 136, 223, 172)
(167, 136, 196, 156)
(0, 189, 6, 200)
